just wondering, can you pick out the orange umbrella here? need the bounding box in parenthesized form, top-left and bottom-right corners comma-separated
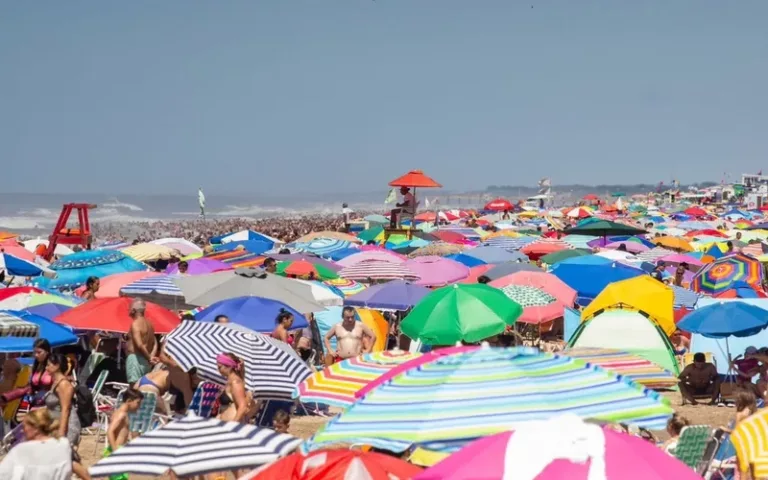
(388, 169, 442, 188)
(652, 236, 694, 252)
(0, 231, 19, 241)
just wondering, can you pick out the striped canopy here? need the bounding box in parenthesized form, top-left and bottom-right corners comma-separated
(564, 347, 678, 390)
(691, 254, 763, 294)
(120, 275, 183, 297)
(324, 278, 367, 297)
(294, 350, 422, 408)
(339, 260, 420, 282)
(164, 321, 312, 400)
(0, 311, 39, 338)
(482, 236, 537, 251)
(305, 346, 673, 454)
(289, 238, 354, 257)
(88, 414, 300, 477)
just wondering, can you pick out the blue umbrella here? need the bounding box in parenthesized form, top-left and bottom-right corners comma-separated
(445, 253, 487, 268)
(325, 247, 360, 262)
(34, 250, 147, 290)
(195, 296, 309, 333)
(344, 279, 431, 311)
(0, 310, 78, 352)
(213, 240, 272, 255)
(550, 260, 644, 300)
(0, 253, 52, 277)
(26, 303, 73, 319)
(678, 302, 768, 338)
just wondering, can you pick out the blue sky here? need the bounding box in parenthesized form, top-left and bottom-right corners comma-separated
(1, 1, 767, 195)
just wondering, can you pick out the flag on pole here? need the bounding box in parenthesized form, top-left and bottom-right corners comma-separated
(198, 188, 206, 217)
(384, 188, 397, 205)
(424, 198, 431, 209)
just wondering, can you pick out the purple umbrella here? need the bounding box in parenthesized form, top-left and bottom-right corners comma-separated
(344, 279, 431, 310)
(604, 241, 649, 254)
(404, 256, 471, 287)
(268, 254, 341, 272)
(166, 258, 232, 275)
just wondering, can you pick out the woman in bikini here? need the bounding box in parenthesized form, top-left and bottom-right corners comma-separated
(215, 353, 252, 423)
(0, 339, 53, 411)
(271, 309, 295, 345)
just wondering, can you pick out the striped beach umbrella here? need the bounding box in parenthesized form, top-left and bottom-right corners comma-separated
(290, 238, 354, 258)
(482, 236, 536, 251)
(564, 347, 678, 390)
(339, 260, 420, 282)
(88, 414, 300, 478)
(305, 346, 673, 454)
(120, 275, 184, 298)
(324, 278, 367, 297)
(295, 350, 421, 408)
(691, 253, 763, 294)
(0, 311, 39, 337)
(164, 321, 312, 400)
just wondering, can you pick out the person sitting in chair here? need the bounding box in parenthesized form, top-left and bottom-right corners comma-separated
(679, 352, 721, 405)
(390, 187, 416, 228)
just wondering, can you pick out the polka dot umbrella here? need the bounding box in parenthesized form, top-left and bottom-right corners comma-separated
(691, 253, 763, 295)
(498, 285, 565, 324)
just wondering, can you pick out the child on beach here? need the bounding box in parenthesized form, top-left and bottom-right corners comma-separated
(103, 388, 145, 480)
(273, 409, 290, 434)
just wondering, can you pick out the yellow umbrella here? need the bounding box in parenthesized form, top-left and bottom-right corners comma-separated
(732, 408, 768, 478)
(294, 231, 361, 243)
(121, 243, 180, 262)
(356, 308, 388, 352)
(518, 210, 539, 218)
(652, 236, 694, 252)
(484, 230, 522, 240)
(581, 276, 675, 335)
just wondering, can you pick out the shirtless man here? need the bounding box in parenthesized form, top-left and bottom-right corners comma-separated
(125, 299, 158, 384)
(324, 306, 376, 365)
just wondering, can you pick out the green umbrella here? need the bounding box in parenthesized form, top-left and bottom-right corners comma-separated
(540, 248, 591, 265)
(563, 219, 647, 238)
(401, 284, 522, 345)
(275, 260, 339, 281)
(356, 226, 384, 244)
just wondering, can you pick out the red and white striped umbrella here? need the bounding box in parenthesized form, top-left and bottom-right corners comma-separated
(338, 259, 420, 282)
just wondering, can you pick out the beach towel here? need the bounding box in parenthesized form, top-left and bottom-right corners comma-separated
(102, 446, 129, 480)
(125, 354, 150, 384)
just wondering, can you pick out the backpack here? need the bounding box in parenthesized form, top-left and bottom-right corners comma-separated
(74, 384, 97, 427)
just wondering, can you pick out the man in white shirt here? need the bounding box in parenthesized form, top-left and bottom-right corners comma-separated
(390, 187, 416, 228)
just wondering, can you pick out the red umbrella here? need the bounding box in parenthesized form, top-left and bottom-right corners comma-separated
(55, 297, 180, 334)
(243, 449, 422, 480)
(0, 286, 45, 302)
(458, 264, 494, 284)
(582, 193, 599, 201)
(388, 170, 442, 188)
(483, 198, 513, 211)
(431, 230, 468, 244)
(685, 229, 727, 238)
(683, 206, 707, 216)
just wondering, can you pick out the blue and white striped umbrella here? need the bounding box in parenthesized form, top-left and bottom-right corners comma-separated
(164, 321, 312, 400)
(482, 236, 537, 251)
(120, 275, 183, 297)
(289, 238, 353, 258)
(671, 285, 701, 309)
(89, 414, 300, 477)
(635, 247, 676, 264)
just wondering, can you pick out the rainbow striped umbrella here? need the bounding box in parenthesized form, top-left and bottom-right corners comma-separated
(294, 350, 421, 407)
(324, 278, 367, 297)
(305, 346, 673, 454)
(691, 253, 763, 294)
(564, 347, 678, 390)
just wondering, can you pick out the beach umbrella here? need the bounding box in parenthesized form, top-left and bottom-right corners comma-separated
(731, 408, 768, 479)
(293, 231, 361, 244)
(550, 261, 644, 302)
(652, 236, 694, 252)
(172, 268, 324, 313)
(21, 238, 74, 257)
(214, 240, 273, 255)
(0, 290, 80, 311)
(540, 249, 591, 265)
(414, 415, 699, 480)
(55, 297, 180, 334)
(461, 246, 526, 264)
(166, 257, 232, 275)
(0, 310, 78, 352)
(691, 253, 763, 295)
(671, 284, 701, 309)
(0, 311, 39, 337)
(404, 256, 470, 287)
(564, 347, 678, 390)
(0, 245, 35, 262)
(388, 169, 442, 188)
(338, 260, 420, 282)
(604, 241, 649, 254)
(294, 279, 344, 307)
(344, 279, 431, 311)
(276, 260, 339, 281)
(482, 236, 537, 252)
(336, 250, 406, 268)
(194, 296, 308, 332)
(595, 250, 637, 262)
(0, 286, 44, 303)
(268, 254, 343, 272)
(72, 271, 163, 299)
(714, 281, 767, 299)
(212, 229, 282, 246)
(35, 250, 148, 290)
(490, 271, 577, 307)
(243, 449, 422, 480)
(119, 275, 195, 310)
(678, 301, 768, 338)
(565, 207, 593, 219)
(25, 302, 72, 320)
(445, 253, 487, 268)
(88, 413, 300, 478)
(561, 235, 598, 249)
(482, 262, 540, 280)
(635, 247, 677, 264)
(563, 219, 646, 238)
(400, 284, 522, 345)
(483, 198, 513, 212)
(457, 264, 494, 284)
(164, 321, 312, 399)
(149, 237, 203, 256)
(520, 239, 572, 260)
(121, 243, 180, 262)
(0, 253, 56, 278)
(580, 276, 675, 335)
(305, 346, 673, 454)
(294, 350, 422, 407)
(324, 278, 366, 297)
(290, 238, 356, 258)
(497, 285, 564, 324)
(409, 242, 466, 257)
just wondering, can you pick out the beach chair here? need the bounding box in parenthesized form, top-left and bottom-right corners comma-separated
(96, 390, 166, 453)
(396, 201, 419, 229)
(81, 370, 109, 436)
(188, 381, 222, 418)
(78, 351, 105, 383)
(2, 365, 29, 425)
(674, 425, 719, 476)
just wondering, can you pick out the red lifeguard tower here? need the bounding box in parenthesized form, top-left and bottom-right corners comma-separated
(42, 203, 97, 261)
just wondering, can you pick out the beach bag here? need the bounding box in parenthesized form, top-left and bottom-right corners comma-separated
(74, 384, 96, 427)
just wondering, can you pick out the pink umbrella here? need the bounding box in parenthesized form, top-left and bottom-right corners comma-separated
(458, 264, 494, 284)
(404, 256, 471, 287)
(416, 415, 700, 480)
(359, 244, 407, 258)
(604, 241, 649, 254)
(165, 257, 232, 275)
(490, 271, 577, 307)
(336, 250, 406, 267)
(658, 254, 703, 268)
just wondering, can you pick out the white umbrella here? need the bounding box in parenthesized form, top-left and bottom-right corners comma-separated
(149, 237, 203, 256)
(21, 238, 74, 256)
(89, 413, 300, 478)
(295, 279, 344, 307)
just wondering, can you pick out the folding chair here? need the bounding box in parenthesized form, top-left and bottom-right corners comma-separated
(188, 382, 223, 418)
(674, 425, 719, 476)
(82, 370, 110, 436)
(78, 351, 105, 383)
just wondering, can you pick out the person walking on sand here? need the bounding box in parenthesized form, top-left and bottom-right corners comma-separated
(125, 299, 157, 384)
(324, 306, 376, 365)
